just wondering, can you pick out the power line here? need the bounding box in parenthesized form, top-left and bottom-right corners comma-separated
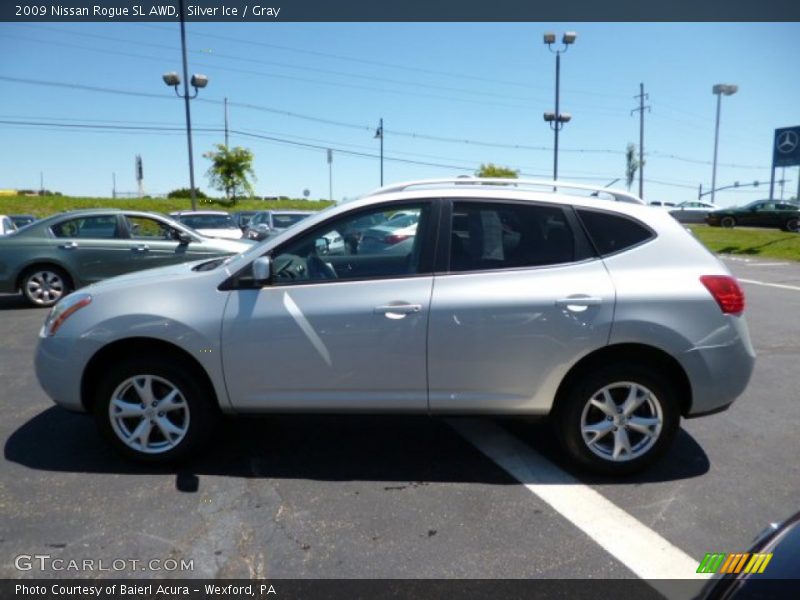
(0, 75, 771, 169)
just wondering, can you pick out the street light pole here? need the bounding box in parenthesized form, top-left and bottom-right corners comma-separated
(710, 83, 738, 205)
(543, 32, 576, 182)
(162, 0, 208, 212)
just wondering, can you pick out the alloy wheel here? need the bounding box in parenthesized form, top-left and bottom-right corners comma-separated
(580, 381, 663, 462)
(108, 374, 190, 454)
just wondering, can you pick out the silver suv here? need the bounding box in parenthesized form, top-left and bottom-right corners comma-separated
(34, 179, 755, 475)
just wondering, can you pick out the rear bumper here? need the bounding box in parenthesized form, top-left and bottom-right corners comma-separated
(681, 316, 756, 416)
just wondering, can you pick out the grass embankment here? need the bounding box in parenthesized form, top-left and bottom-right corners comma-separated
(0, 195, 334, 218)
(689, 225, 800, 262)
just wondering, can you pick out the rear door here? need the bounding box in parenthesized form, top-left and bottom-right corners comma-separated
(49, 214, 131, 283)
(428, 199, 615, 413)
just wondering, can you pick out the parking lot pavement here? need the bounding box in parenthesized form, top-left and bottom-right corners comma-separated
(1, 262, 798, 585)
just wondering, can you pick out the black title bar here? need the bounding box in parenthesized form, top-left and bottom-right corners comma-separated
(3, 0, 800, 22)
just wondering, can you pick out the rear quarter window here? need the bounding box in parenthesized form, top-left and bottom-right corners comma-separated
(576, 209, 654, 257)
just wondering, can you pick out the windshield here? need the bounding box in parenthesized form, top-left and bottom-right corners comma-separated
(179, 214, 237, 230)
(272, 213, 310, 229)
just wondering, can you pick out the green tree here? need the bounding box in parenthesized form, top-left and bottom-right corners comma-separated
(625, 143, 643, 191)
(203, 144, 256, 204)
(475, 163, 519, 179)
(167, 187, 207, 199)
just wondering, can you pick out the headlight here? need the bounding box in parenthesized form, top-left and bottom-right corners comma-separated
(44, 293, 92, 336)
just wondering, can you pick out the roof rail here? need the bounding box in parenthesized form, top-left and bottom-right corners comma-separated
(368, 177, 645, 205)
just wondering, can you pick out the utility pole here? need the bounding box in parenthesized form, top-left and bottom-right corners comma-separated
(631, 83, 650, 200)
(39, 172, 44, 196)
(375, 118, 384, 186)
(327, 149, 333, 201)
(224, 96, 229, 148)
(112, 172, 116, 199)
(179, 0, 197, 210)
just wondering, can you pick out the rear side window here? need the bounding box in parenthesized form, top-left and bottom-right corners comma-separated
(449, 202, 576, 272)
(576, 210, 653, 257)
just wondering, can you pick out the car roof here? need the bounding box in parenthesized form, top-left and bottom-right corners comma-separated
(170, 210, 230, 216)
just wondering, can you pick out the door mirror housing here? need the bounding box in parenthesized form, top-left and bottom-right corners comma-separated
(177, 232, 193, 245)
(252, 256, 272, 285)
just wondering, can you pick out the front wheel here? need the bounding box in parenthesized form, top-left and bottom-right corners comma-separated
(93, 356, 218, 463)
(553, 364, 680, 475)
(784, 217, 799, 233)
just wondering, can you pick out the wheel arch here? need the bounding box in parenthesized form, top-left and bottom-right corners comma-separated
(80, 337, 218, 413)
(15, 261, 77, 292)
(554, 343, 693, 417)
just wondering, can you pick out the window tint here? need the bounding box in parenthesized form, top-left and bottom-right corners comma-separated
(125, 216, 179, 240)
(449, 202, 575, 272)
(271, 213, 310, 229)
(52, 216, 119, 239)
(271, 204, 430, 284)
(577, 209, 653, 256)
(180, 214, 237, 230)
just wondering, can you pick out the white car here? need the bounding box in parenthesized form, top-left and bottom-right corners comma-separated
(0, 215, 18, 236)
(169, 211, 243, 240)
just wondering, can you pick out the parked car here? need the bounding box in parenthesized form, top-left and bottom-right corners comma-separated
(0, 209, 252, 307)
(10, 214, 36, 228)
(34, 178, 755, 475)
(244, 210, 314, 241)
(169, 211, 243, 239)
(669, 200, 719, 224)
(231, 210, 258, 231)
(0, 215, 17, 236)
(706, 200, 800, 232)
(698, 510, 800, 599)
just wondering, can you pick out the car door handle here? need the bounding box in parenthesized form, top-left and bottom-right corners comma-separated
(555, 296, 603, 307)
(59, 242, 78, 250)
(132, 244, 150, 253)
(374, 303, 422, 318)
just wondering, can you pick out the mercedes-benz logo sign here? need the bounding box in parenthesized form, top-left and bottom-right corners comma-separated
(776, 130, 799, 154)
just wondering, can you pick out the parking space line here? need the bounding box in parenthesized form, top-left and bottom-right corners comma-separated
(449, 418, 709, 596)
(738, 278, 800, 292)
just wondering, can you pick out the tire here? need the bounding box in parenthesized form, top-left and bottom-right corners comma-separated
(720, 216, 736, 228)
(93, 355, 218, 463)
(552, 363, 680, 475)
(785, 217, 799, 233)
(21, 265, 71, 308)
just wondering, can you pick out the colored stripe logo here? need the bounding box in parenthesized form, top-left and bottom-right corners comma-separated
(697, 552, 773, 574)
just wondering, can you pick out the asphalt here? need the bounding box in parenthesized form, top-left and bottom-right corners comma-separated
(0, 255, 798, 583)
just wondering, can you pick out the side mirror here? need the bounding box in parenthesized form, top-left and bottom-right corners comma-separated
(252, 256, 272, 285)
(315, 237, 330, 254)
(177, 232, 193, 245)
(257, 224, 269, 232)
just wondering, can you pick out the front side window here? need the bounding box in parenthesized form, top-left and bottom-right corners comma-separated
(270, 204, 430, 284)
(51, 216, 119, 239)
(449, 202, 576, 272)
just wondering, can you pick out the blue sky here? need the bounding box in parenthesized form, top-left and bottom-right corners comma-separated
(0, 21, 798, 206)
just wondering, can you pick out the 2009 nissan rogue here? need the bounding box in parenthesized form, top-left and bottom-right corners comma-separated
(35, 179, 755, 475)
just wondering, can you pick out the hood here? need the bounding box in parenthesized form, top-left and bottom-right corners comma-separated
(196, 228, 243, 240)
(83, 259, 214, 294)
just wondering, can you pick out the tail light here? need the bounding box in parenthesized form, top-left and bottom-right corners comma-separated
(384, 233, 411, 245)
(700, 275, 745, 315)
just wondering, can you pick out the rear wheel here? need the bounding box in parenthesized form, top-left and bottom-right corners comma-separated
(21, 266, 71, 307)
(784, 217, 799, 233)
(93, 355, 218, 463)
(553, 364, 680, 475)
(720, 216, 736, 228)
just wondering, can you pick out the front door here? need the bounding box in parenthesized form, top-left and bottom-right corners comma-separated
(221, 201, 437, 411)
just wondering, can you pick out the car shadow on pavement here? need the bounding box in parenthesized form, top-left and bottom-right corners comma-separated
(0, 293, 35, 311)
(4, 407, 709, 487)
